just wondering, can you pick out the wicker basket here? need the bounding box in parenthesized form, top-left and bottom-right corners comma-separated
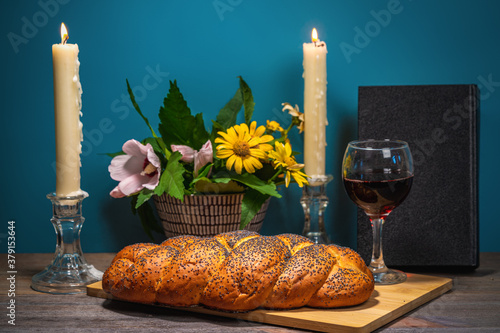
(153, 193, 269, 238)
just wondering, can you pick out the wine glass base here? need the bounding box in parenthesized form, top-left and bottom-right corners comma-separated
(371, 268, 407, 285)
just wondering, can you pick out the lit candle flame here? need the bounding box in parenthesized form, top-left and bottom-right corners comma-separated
(311, 28, 319, 43)
(60, 23, 69, 45)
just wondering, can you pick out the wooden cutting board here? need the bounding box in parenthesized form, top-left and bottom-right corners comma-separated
(87, 273, 452, 333)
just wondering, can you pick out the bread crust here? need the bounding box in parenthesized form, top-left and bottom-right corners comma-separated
(262, 244, 335, 309)
(156, 238, 228, 306)
(202, 236, 290, 311)
(308, 245, 375, 308)
(102, 231, 374, 312)
(111, 243, 157, 264)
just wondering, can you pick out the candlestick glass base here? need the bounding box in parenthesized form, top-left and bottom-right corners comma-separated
(301, 175, 333, 244)
(31, 192, 103, 294)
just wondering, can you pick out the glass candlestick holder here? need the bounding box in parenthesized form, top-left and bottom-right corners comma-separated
(300, 175, 333, 244)
(31, 192, 103, 294)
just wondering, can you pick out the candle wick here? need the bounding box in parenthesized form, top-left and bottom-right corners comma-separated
(62, 34, 69, 45)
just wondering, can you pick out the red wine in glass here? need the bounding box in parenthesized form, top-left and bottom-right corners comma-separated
(343, 175, 413, 219)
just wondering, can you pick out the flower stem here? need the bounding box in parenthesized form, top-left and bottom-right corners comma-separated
(268, 168, 283, 183)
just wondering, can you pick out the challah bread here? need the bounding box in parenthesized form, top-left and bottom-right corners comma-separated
(102, 231, 374, 311)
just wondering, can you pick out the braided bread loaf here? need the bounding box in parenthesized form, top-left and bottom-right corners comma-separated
(102, 231, 374, 312)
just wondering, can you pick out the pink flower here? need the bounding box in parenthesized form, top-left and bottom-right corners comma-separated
(171, 140, 213, 177)
(109, 139, 161, 198)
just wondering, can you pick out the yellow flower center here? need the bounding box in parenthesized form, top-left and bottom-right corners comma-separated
(233, 141, 251, 157)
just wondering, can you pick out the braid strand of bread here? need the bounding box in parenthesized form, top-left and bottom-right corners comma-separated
(103, 231, 374, 312)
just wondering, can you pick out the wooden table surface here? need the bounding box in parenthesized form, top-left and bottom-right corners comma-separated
(1, 252, 499, 332)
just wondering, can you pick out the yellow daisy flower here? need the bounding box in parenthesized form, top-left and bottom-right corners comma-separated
(245, 121, 274, 152)
(268, 142, 308, 187)
(215, 123, 273, 174)
(266, 120, 284, 133)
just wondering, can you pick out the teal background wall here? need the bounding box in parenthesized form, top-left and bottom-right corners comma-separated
(1, 0, 499, 253)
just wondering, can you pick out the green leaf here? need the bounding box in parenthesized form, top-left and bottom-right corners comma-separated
(193, 113, 210, 148)
(154, 151, 185, 200)
(215, 87, 243, 130)
(238, 76, 255, 125)
(142, 137, 163, 154)
(158, 80, 210, 150)
(211, 177, 232, 184)
(240, 189, 269, 229)
(210, 86, 243, 143)
(211, 120, 225, 135)
(190, 163, 214, 185)
(135, 188, 154, 209)
(105, 151, 125, 158)
(230, 173, 281, 198)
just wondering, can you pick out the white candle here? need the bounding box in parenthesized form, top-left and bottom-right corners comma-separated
(303, 28, 328, 183)
(52, 23, 84, 197)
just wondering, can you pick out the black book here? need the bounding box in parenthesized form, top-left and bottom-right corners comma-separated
(357, 84, 479, 270)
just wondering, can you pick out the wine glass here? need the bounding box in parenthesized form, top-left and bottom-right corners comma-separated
(342, 139, 414, 285)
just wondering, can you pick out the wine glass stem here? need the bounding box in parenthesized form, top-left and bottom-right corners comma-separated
(370, 218, 387, 272)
